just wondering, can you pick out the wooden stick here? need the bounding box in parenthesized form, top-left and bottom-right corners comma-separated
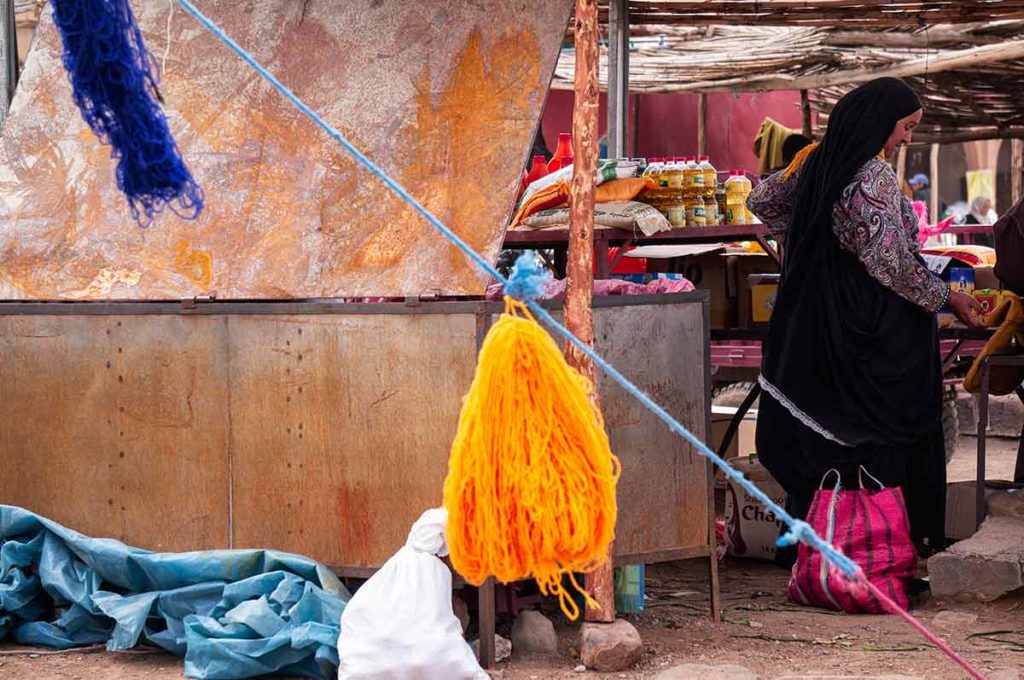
(910, 127, 1024, 146)
(697, 93, 707, 157)
(800, 89, 812, 139)
(568, 0, 615, 625)
(896, 145, 908, 188)
(1011, 140, 1023, 208)
(930, 142, 940, 223)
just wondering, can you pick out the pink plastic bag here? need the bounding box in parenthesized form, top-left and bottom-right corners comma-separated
(788, 468, 917, 614)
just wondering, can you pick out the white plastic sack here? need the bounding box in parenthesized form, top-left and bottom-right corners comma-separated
(336, 508, 488, 680)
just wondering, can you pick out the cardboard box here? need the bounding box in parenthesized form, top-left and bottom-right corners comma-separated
(638, 244, 732, 327)
(748, 274, 779, 324)
(974, 265, 1000, 291)
(731, 252, 778, 329)
(712, 405, 758, 490)
(724, 455, 786, 561)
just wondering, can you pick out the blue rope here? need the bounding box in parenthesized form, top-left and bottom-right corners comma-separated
(174, 0, 860, 580)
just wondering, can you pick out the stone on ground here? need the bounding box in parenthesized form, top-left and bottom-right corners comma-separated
(471, 635, 512, 663)
(989, 490, 1024, 521)
(957, 392, 1024, 438)
(579, 619, 642, 672)
(930, 609, 979, 630)
(653, 663, 756, 679)
(511, 609, 558, 657)
(928, 516, 1024, 601)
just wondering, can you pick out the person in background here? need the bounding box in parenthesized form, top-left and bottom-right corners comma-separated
(995, 197, 1024, 295)
(965, 196, 998, 246)
(909, 173, 931, 204)
(746, 78, 985, 567)
(965, 196, 998, 225)
(781, 134, 812, 169)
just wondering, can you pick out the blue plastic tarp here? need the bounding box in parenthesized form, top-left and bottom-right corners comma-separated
(0, 505, 349, 679)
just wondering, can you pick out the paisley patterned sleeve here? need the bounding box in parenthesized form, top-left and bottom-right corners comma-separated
(832, 159, 950, 313)
(747, 170, 797, 239)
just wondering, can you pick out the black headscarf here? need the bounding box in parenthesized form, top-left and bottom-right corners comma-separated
(783, 78, 922, 279)
(761, 78, 940, 448)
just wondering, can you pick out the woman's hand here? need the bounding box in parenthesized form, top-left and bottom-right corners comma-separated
(948, 290, 986, 328)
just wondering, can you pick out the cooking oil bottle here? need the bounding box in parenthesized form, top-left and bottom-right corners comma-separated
(725, 170, 752, 225)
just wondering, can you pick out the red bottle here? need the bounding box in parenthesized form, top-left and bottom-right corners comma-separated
(547, 133, 574, 173)
(524, 155, 549, 186)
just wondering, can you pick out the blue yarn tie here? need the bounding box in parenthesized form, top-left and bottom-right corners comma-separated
(51, 0, 203, 227)
(175, 0, 861, 582)
(504, 253, 551, 301)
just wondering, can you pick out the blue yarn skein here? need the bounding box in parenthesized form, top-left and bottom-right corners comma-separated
(50, 0, 203, 227)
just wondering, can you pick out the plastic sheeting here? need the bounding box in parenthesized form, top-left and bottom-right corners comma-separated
(0, 505, 349, 679)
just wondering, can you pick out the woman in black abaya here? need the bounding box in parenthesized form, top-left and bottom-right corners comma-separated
(747, 78, 984, 563)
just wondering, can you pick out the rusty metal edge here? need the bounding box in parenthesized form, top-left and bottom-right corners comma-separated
(0, 292, 709, 316)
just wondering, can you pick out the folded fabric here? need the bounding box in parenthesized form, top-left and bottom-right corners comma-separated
(512, 159, 644, 226)
(753, 117, 800, 176)
(520, 201, 671, 237)
(485, 275, 694, 301)
(964, 292, 1024, 395)
(921, 244, 997, 267)
(0, 505, 348, 679)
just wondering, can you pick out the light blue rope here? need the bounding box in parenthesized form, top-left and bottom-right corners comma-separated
(175, 0, 859, 580)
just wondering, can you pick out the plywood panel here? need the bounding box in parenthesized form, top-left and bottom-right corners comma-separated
(0, 0, 572, 300)
(591, 301, 710, 558)
(0, 315, 231, 550)
(227, 313, 479, 568)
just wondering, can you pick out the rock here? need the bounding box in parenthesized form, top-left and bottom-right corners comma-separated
(511, 609, 558, 657)
(928, 516, 1024, 601)
(989, 670, 1021, 680)
(452, 592, 470, 634)
(956, 392, 1024, 438)
(574, 664, 587, 673)
(579, 620, 642, 672)
(931, 609, 979, 631)
(774, 676, 922, 680)
(653, 664, 756, 680)
(989, 490, 1024, 521)
(471, 635, 512, 663)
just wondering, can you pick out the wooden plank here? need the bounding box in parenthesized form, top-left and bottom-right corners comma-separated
(227, 313, 478, 567)
(930, 143, 940, 223)
(800, 89, 812, 139)
(1012, 138, 1024, 206)
(697, 93, 708, 157)
(0, 315, 231, 550)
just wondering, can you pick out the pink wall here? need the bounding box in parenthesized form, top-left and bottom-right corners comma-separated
(541, 89, 805, 174)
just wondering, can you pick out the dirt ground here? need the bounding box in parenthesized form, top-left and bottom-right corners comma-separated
(1, 437, 1020, 680)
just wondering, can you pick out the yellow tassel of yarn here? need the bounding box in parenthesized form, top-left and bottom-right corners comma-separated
(443, 297, 621, 621)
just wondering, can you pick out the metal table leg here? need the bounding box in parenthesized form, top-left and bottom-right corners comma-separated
(976, 359, 990, 531)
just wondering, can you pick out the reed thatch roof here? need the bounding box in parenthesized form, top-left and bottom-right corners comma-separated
(553, 18, 1024, 143)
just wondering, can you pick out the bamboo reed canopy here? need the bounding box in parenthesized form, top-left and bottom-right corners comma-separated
(553, 20, 1024, 143)
(608, 1, 1024, 28)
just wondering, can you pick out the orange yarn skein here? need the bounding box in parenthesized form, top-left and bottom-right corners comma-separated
(443, 297, 621, 621)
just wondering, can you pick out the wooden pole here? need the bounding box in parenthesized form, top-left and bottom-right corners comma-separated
(800, 89, 812, 139)
(697, 93, 707, 157)
(895, 145, 907, 186)
(930, 142, 940, 223)
(568, 0, 615, 624)
(1011, 139, 1024, 208)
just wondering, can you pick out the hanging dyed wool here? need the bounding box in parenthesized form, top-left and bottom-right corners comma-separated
(443, 272, 620, 620)
(50, 0, 203, 226)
